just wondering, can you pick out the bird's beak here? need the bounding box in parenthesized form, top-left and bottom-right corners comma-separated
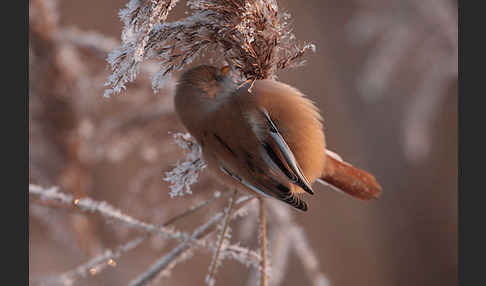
(220, 65, 231, 77)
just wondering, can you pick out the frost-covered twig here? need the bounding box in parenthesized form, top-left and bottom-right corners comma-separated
(53, 237, 144, 286)
(128, 194, 256, 286)
(220, 243, 261, 269)
(128, 213, 220, 286)
(205, 189, 238, 286)
(30, 184, 259, 285)
(30, 184, 257, 262)
(163, 190, 225, 226)
(30, 185, 73, 206)
(37, 189, 227, 286)
(30, 184, 233, 252)
(29, 184, 191, 242)
(164, 132, 207, 197)
(104, 0, 180, 97)
(128, 217, 215, 286)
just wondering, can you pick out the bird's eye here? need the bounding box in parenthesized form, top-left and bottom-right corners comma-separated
(220, 66, 231, 77)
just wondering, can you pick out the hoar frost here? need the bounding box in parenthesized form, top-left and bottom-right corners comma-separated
(164, 132, 207, 197)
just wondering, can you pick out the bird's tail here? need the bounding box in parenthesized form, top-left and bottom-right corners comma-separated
(317, 150, 382, 200)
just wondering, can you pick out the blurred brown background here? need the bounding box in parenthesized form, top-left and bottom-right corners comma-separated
(29, 0, 457, 285)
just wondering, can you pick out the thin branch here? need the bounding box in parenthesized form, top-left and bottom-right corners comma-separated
(29, 184, 190, 242)
(205, 189, 239, 286)
(128, 194, 255, 286)
(128, 214, 219, 286)
(29, 184, 240, 252)
(258, 197, 268, 286)
(163, 191, 226, 226)
(36, 190, 227, 286)
(60, 236, 145, 286)
(32, 187, 256, 286)
(219, 243, 261, 269)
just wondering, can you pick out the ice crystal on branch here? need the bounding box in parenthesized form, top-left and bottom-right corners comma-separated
(104, 0, 180, 97)
(163, 132, 207, 197)
(105, 0, 315, 96)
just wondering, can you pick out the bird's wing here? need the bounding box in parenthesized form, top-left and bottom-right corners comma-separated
(202, 102, 310, 211)
(218, 162, 308, 211)
(258, 109, 314, 195)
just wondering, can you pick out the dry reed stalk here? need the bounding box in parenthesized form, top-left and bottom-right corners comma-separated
(259, 197, 268, 286)
(205, 189, 239, 285)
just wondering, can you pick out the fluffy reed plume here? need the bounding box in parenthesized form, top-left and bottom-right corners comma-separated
(105, 0, 315, 96)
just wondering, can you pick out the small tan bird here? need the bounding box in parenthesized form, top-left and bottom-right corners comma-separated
(174, 65, 382, 211)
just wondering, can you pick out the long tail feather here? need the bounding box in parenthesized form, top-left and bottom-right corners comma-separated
(318, 150, 382, 200)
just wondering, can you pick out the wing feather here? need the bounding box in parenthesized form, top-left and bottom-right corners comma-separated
(260, 109, 314, 195)
(219, 163, 308, 211)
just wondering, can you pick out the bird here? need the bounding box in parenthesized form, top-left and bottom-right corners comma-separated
(174, 65, 382, 211)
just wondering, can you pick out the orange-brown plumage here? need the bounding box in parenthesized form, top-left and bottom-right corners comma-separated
(174, 65, 382, 211)
(234, 80, 327, 192)
(321, 150, 382, 200)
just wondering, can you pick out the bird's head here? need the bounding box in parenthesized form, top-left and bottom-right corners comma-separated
(176, 65, 235, 99)
(174, 65, 237, 134)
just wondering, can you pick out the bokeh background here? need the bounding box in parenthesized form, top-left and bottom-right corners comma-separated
(29, 0, 457, 285)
